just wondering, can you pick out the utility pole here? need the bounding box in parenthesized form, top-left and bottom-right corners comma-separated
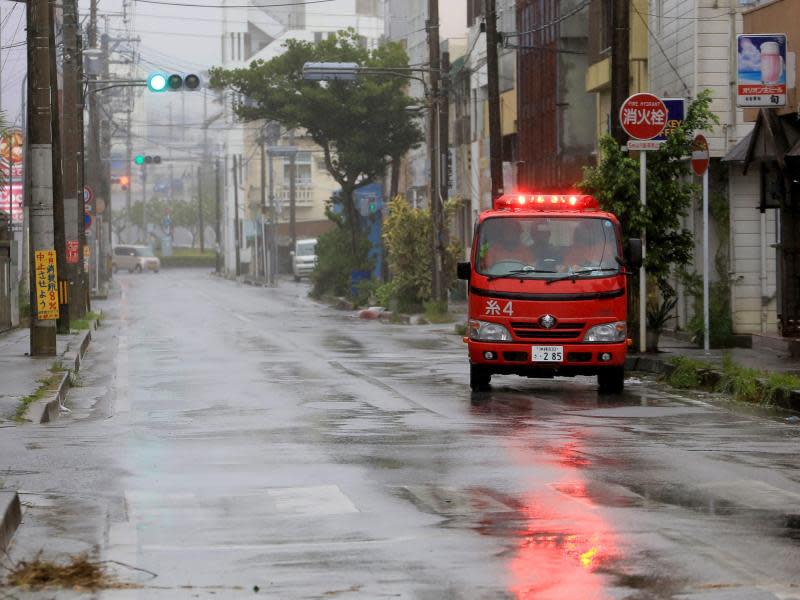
(215, 158, 222, 273)
(49, 1, 69, 333)
(437, 50, 451, 303)
(485, 0, 504, 201)
(232, 154, 241, 276)
(427, 0, 444, 303)
(87, 0, 100, 293)
(100, 30, 111, 284)
(268, 149, 277, 283)
(197, 165, 204, 253)
(610, 0, 630, 145)
(125, 108, 133, 212)
(288, 129, 297, 251)
(260, 135, 269, 284)
(62, 0, 83, 320)
(27, 0, 58, 355)
(77, 35, 89, 312)
(141, 165, 147, 240)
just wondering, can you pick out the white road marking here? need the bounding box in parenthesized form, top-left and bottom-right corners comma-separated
(233, 313, 253, 323)
(115, 335, 130, 414)
(268, 485, 359, 516)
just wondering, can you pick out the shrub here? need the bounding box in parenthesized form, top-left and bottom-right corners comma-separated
(716, 354, 760, 403)
(382, 196, 462, 311)
(311, 225, 371, 299)
(668, 356, 713, 389)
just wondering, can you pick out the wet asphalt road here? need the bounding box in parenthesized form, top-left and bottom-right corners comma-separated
(2, 269, 800, 599)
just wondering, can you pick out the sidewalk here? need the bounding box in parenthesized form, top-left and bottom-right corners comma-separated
(628, 333, 800, 376)
(0, 326, 91, 423)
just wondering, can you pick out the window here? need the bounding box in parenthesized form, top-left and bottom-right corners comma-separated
(475, 217, 621, 278)
(283, 152, 312, 184)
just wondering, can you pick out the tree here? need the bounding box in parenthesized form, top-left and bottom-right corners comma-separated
(208, 30, 422, 253)
(579, 90, 720, 297)
(171, 196, 215, 249)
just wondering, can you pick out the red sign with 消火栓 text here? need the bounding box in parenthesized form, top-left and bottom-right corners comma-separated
(620, 93, 669, 141)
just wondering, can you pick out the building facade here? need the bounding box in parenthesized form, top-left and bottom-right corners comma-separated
(515, 0, 594, 191)
(648, 0, 782, 338)
(220, 0, 384, 276)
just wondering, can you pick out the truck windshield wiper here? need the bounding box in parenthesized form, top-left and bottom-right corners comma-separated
(487, 268, 556, 281)
(545, 267, 619, 285)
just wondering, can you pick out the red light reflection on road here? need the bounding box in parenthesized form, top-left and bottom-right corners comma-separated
(504, 434, 618, 599)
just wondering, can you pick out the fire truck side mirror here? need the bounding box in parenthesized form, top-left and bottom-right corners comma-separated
(626, 238, 643, 270)
(457, 261, 471, 280)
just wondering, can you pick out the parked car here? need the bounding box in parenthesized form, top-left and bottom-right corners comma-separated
(291, 238, 317, 281)
(113, 245, 161, 273)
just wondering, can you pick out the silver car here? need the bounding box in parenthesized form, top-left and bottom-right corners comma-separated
(113, 245, 161, 273)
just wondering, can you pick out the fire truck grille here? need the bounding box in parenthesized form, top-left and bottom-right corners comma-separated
(511, 322, 586, 340)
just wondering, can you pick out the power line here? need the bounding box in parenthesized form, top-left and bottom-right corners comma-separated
(505, 0, 590, 38)
(633, 4, 691, 97)
(133, 0, 337, 7)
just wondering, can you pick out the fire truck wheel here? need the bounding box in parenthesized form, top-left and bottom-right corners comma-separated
(598, 367, 625, 394)
(470, 365, 492, 392)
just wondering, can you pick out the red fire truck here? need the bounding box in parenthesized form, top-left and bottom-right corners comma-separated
(457, 193, 642, 393)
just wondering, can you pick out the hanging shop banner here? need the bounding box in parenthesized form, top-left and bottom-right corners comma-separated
(34, 250, 60, 321)
(66, 240, 80, 264)
(0, 129, 24, 225)
(737, 34, 787, 107)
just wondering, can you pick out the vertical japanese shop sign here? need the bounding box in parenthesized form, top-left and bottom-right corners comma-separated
(34, 250, 60, 320)
(0, 129, 24, 226)
(66, 239, 79, 264)
(737, 34, 787, 107)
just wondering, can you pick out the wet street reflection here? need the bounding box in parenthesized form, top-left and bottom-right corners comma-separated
(2, 271, 800, 599)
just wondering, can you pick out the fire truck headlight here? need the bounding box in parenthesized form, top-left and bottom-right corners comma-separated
(584, 321, 627, 343)
(468, 319, 512, 342)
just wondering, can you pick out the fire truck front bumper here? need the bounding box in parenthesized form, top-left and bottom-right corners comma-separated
(467, 340, 627, 377)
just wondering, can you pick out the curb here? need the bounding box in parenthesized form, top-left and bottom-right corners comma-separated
(26, 322, 96, 425)
(0, 491, 22, 554)
(626, 352, 800, 412)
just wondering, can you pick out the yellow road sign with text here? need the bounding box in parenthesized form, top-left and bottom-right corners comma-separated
(34, 249, 59, 320)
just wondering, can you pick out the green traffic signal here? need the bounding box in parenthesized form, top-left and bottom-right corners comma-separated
(147, 72, 201, 93)
(134, 155, 145, 165)
(147, 73, 168, 93)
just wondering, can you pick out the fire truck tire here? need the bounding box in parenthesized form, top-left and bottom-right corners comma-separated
(598, 367, 625, 394)
(470, 365, 491, 391)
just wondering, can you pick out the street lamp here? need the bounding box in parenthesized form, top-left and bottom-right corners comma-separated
(302, 62, 359, 81)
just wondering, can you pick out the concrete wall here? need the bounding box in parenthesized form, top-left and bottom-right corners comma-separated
(729, 169, 779, 335)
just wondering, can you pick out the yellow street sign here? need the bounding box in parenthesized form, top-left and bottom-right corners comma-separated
(34, 250, 59, 320)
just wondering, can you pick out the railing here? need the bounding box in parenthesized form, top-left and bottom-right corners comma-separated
(277, 183, 314, 206)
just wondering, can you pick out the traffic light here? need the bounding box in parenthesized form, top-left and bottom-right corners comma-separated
(119, 176, 130, 190)
(147, 72, 200, 92)
(134, 154, 161, 165)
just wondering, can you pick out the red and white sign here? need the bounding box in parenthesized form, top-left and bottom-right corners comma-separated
(66, 240, 80, 264)
(0, 129, 25, 225)
(620, 93, 669, 140)
(83, 186, 94, 205)
(691, 134, 710, 176)
(0, 183, 23, 223)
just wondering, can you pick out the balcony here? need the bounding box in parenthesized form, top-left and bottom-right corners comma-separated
(277, 182, 315, 207)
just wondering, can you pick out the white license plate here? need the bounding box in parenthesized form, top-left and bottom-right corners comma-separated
(532, 346, 564, 362)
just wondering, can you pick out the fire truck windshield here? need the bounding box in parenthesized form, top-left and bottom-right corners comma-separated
(475, 216, 621, 280)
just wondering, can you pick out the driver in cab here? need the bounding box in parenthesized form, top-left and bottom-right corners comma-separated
(480, 221, 561, 273)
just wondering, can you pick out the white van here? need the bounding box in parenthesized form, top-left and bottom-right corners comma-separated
(291, 238, 317, 281)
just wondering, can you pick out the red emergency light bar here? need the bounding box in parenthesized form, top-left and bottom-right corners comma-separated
(493, 193, 599, 211)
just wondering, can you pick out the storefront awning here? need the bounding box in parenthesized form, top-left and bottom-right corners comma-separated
(723, 108, 800, 173)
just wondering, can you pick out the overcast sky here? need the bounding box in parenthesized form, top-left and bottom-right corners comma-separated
(0, 0, 468, 129)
